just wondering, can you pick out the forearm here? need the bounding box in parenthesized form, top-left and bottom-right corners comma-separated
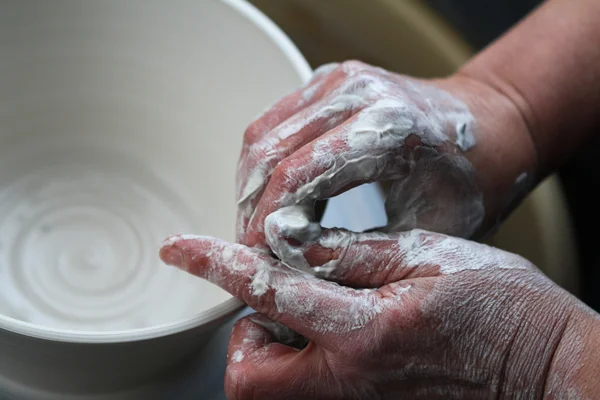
(459, 0, 600, 180)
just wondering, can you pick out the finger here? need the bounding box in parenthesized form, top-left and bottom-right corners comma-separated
(225, 314, 299, 400)
(237, 63, 392, 246)
(236, 63, 345, 208)
(245, 313, 308, 349)
(226, 313, 301, 367)
(291, 228, 436, 288)
(240, 62, 341, 153)
(245, 101, 420, 248)
(225, 314, 337, 400)
(236, 82, 368, 244)
(236, 64, 344, 244)
(160, 235, 386, 341)
(266, 225, 531, 288)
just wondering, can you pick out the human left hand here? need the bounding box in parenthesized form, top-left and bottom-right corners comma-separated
(235, 61, 537, 249)
(160, 230, 598, 399)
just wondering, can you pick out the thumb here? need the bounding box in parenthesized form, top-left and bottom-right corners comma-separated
(265, 208, 528, 288)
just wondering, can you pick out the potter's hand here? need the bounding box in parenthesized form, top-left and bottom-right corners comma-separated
(159, 232, 600, 399)
(236, 61, 535, 247)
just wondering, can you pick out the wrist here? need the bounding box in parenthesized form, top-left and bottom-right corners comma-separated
(485, 284, 591, 398)
(454, 0, 600, 183)
(544, 302, 600, 398)
(435, 73, 539, 237)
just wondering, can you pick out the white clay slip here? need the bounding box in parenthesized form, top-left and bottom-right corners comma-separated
(237, 61, 484, 251)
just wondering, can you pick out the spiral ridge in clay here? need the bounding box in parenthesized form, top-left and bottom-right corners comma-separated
(0, 148, 229, 331)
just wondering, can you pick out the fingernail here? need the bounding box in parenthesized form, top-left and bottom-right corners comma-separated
(160, 237, 184, 268)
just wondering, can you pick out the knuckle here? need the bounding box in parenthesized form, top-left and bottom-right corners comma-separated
(340, 70, 386, 99)
(340, 59, 370, 73)
(312, 61, 340, 78)
(270, 161, 295, 189)
(224, 364, 257, 400)
(348, 70, 376, 86)
(246, 142, 266, 166)
(230, 316, 248, 336)
(244, 142, 280, 180)
(243, 120, 266, 145)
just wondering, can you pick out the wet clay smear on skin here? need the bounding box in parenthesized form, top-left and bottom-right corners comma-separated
(237, 61, 484, 251)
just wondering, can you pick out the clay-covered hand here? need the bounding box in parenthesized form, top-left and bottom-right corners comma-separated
(236, 61, 535, 248)
(159, 231, 598, 399)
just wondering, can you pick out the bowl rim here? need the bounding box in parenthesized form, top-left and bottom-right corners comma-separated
(0, 0, 313, 344)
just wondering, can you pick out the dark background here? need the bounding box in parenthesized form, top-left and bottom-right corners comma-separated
(425, 0, 600, 312)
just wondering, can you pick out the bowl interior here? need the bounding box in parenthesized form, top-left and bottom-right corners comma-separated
(0, 0, 310, 337)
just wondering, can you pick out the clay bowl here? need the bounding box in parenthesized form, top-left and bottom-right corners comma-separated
(0, 0, 313, 395)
